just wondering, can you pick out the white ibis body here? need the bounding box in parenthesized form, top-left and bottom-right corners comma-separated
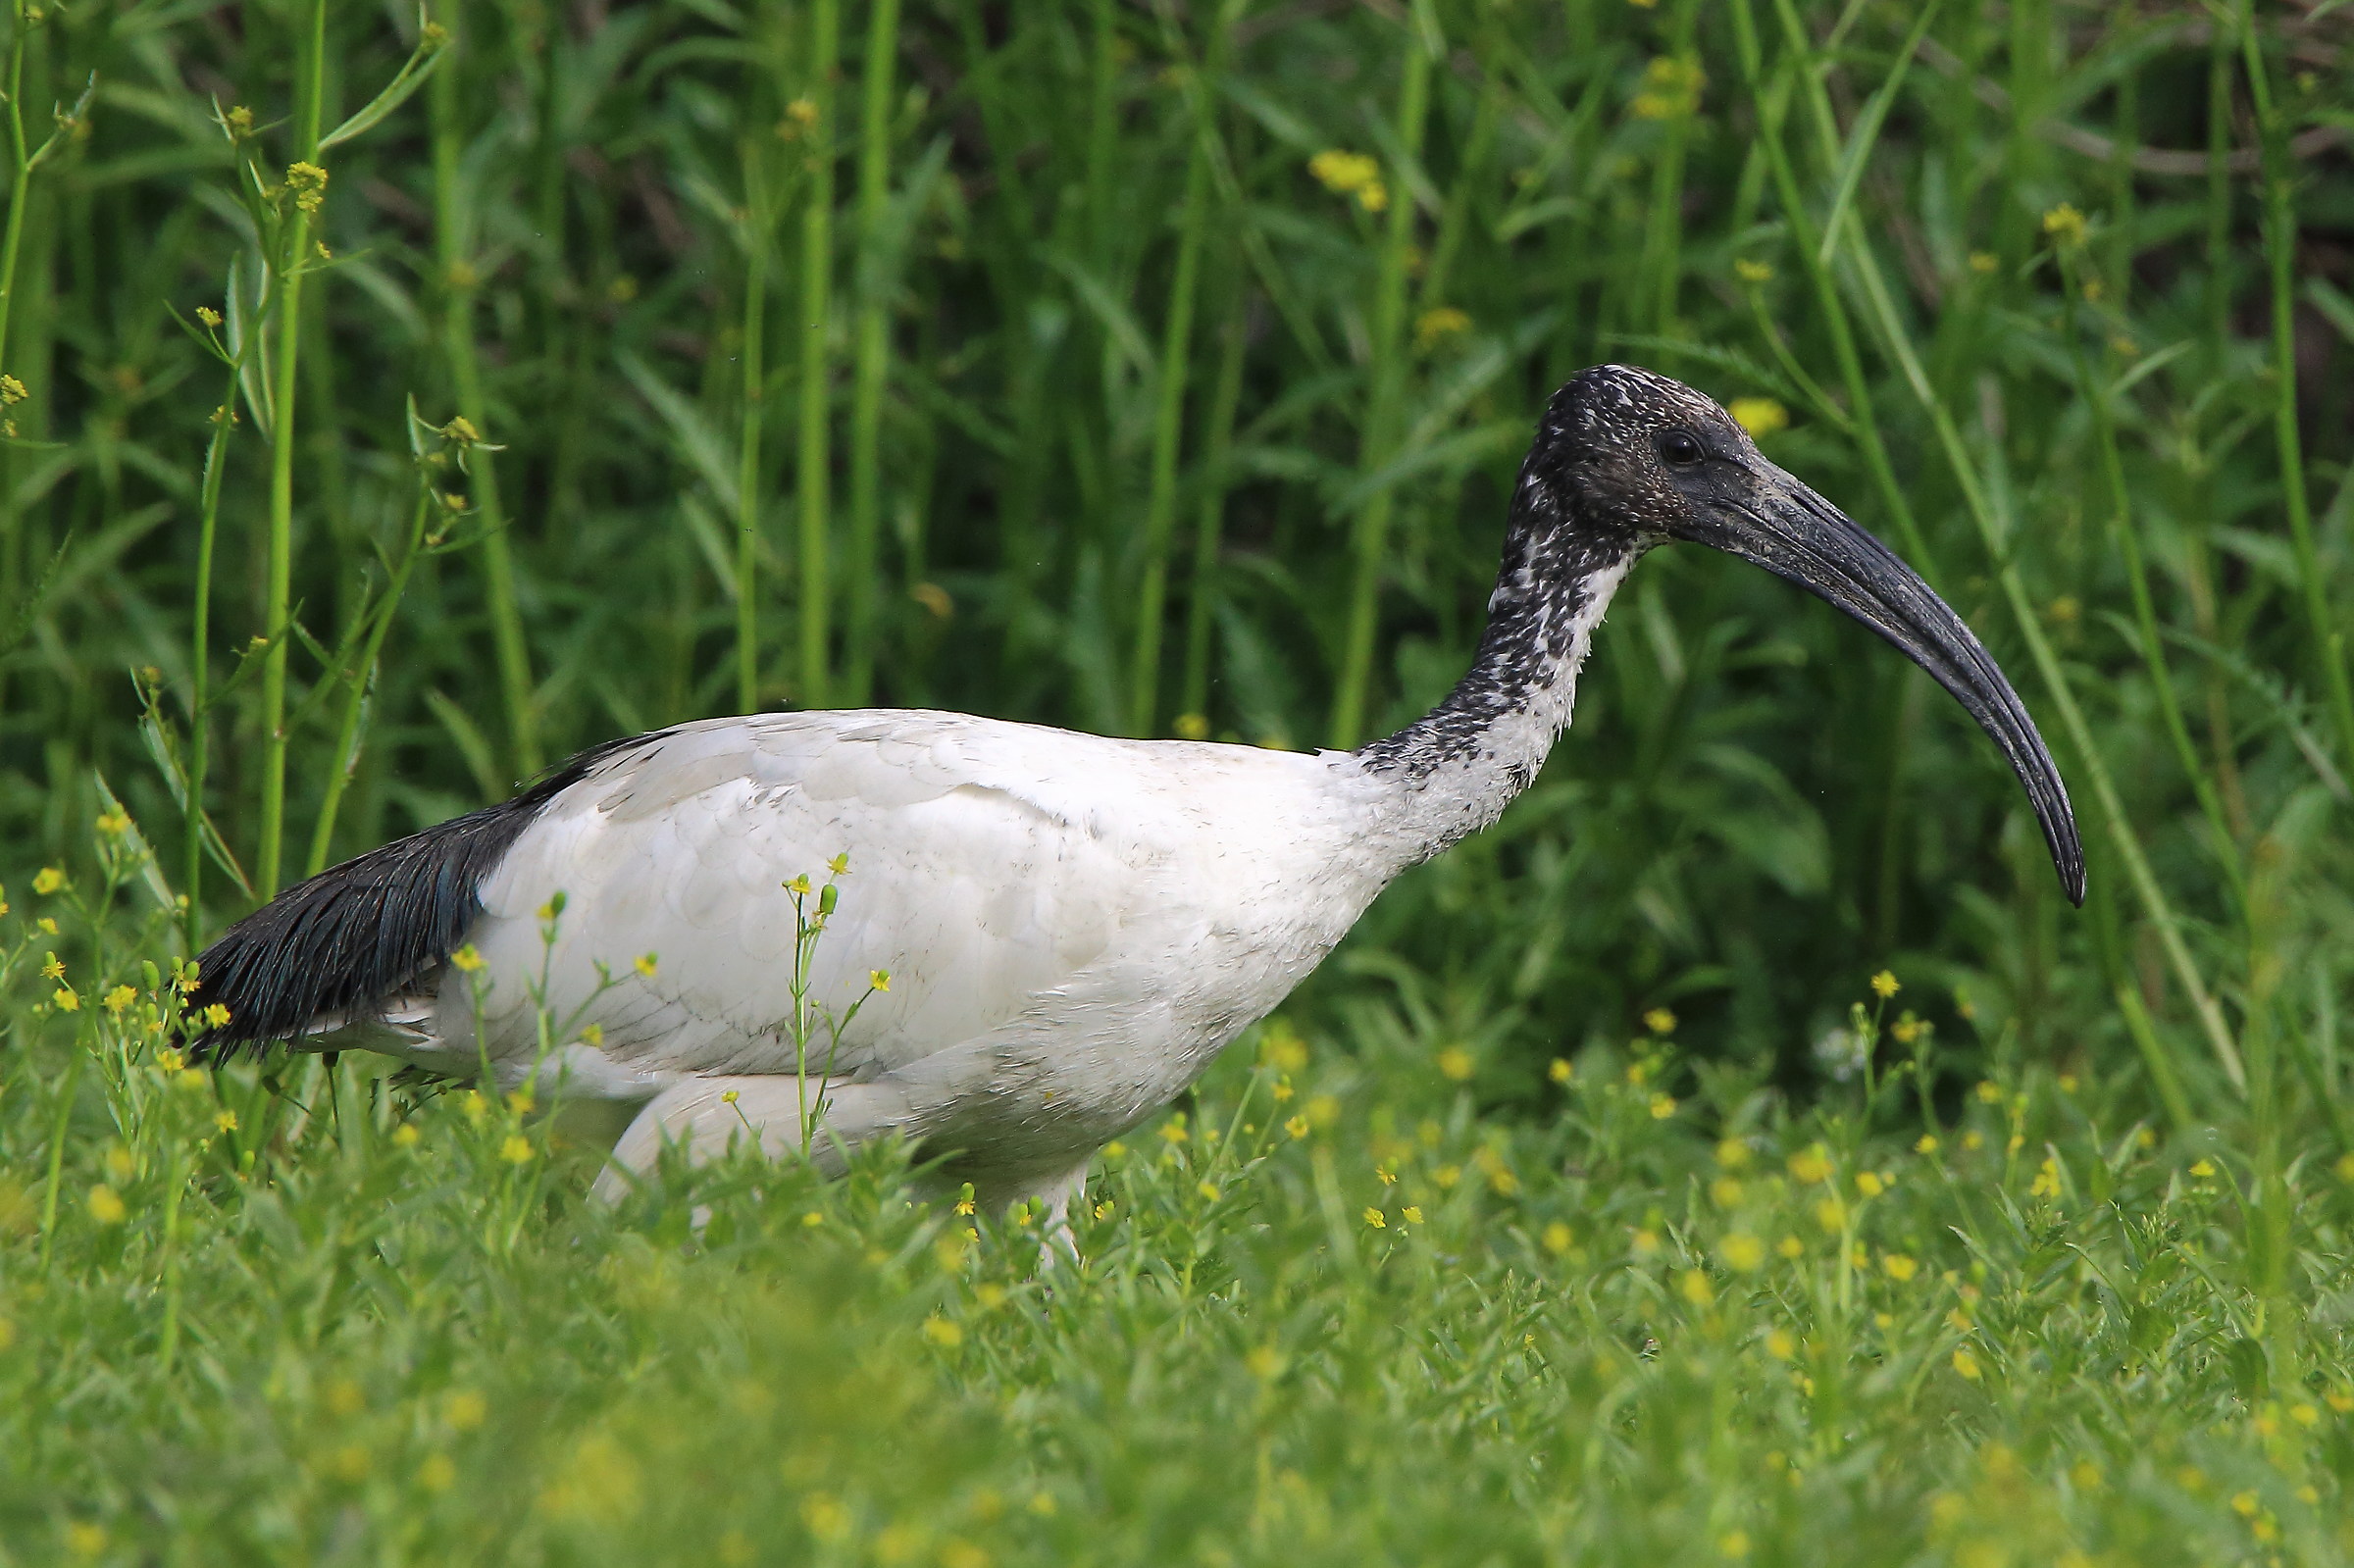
(192, 367, 2083, 1219)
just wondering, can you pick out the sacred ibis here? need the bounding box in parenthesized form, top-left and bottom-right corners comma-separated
(191, 365, 2083, 1223)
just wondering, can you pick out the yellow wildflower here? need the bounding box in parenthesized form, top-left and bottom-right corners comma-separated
(1644, 1007, 1677, 1035)
(1733, 258, 1774, 283)
(1543, 1221, 1573, 1255)
(921, 1316, 963, 1347)
(802, 1493, 852, 1542)
(1855, 1171, 1885, 1198)
(1952, 1348, 1982, 1380)
(1648, 1092, 1676, 1120)
(32, 867, 64, 894)
(1414, 307, 1471, 350)
(449, 944, 486, 974)
(1630, 56, 1705, 120)
(86, 1185, 127, 1225)
(1308, 149, 1378, 195)
(1788, 1147, 1833, 1185)
(634, 953, 658, 979)
(285, 161, 330, 215)
(2042, 203, 2087, 247)
(1728, 397, 1787, 438)
(1869, 970, 1900, 999)
(1719, 1233, 1766, 1273)
(1437, 1044, 1475, 1082)
(1363, 1207, 1387, 1229)
(1548, 1057, 1573, 1085)
(102, 985, 135, 1015)
(1881, 1253, 1919, 1282)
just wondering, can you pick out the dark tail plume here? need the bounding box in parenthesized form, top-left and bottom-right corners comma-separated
(188, 733, 651, 1053)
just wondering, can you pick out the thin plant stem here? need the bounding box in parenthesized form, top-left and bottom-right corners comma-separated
(738, 131, 772, 714)
(1329, 0, 1438, 750)
(797, 0, 840, 709)
(843, 0, 901, 706)
(0, 0, 39, 389)
(2237, 1, 2354, 777)
(1181, 255, 1249, 730)
(1128, 3, 1233, 736)
(1636, 0, 1702, 334)
(184, 369, 241, 945)
(35, 1049, 79, 1273)
(305, 483, 432, 877)
(2057, 253, 2242, 904)
(257, 0, 330, 895)
(430, 13, 537, 782)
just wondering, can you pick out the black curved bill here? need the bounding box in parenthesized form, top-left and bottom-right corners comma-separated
(1688, 470, 2086, 906)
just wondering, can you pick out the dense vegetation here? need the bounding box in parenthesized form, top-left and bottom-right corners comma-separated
(0, 0, 2348, 1559)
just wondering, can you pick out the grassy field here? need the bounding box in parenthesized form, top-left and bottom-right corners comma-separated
(1, 0, 2350, 1559)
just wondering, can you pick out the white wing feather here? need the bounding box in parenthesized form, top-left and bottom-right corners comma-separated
(414, 712, 1381, 1155)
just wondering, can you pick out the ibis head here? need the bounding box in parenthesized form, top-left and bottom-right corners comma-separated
(1534, 365, 2084, 905)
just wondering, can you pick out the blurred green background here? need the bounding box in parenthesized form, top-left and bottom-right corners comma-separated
(2, 0, 2349, 1143)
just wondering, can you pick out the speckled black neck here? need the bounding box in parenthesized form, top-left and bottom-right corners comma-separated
(1351, 372, 1675, 865)
(1356, 448, 1640, 787)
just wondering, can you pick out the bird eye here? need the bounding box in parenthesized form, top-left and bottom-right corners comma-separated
(1657, 430, 1706, 467)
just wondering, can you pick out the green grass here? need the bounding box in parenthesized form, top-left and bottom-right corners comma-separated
(0, 0, 2350, 1559)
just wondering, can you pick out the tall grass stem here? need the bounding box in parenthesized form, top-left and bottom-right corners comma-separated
(796, 0, 840, 709)
(430, 13, 537, 783)
(2236, 2, 2354, 778)
(1329, 1, 1439, 749)
(843, 0, 901, 705)
(256, 0, 330, 894)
